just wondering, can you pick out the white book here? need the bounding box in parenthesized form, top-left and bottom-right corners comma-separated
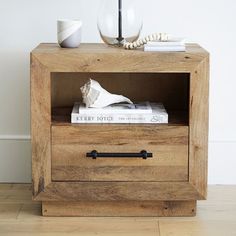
(79, 102, 152, 114)
(71, 102, 168, 124)
(146, 38, 185, 47)
(144, 45, 186, 52)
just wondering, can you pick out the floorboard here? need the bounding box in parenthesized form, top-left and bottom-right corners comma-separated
(0, 184, 235, 235)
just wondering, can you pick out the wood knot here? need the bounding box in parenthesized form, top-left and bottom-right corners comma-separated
(194, 145, 201, 151)
(190, 96, 194, 107)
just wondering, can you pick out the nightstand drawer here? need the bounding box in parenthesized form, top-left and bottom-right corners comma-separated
(51, 125, 189, 182)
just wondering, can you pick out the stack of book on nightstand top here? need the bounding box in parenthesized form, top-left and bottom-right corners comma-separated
(144, 38, 186, 52)
(71, 102, 168, 124)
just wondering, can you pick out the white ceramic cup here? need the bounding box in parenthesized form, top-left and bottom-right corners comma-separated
(57, 19, 82, 48)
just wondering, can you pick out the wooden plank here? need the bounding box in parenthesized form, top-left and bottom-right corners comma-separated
(51, 125, 188, 181)
(42, 201, 196, 217)
(0, 184, 31, 191)
(31, 55, 51, 198)
(34, 182, 203, 201)
(0, 203, 22, 219)
(32, 43, 208, 73)
(52, 166, 188, 182)
(159, 220, 236, 236)
(52, 125, 188, 145)
(189, 56, 209, 199)
(0, 184, 35, 204)
(17, 204, 42, 220)
(0, 219, 159, 236)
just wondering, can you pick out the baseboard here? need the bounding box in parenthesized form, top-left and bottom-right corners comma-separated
(0, 139, 31, 183)
(208, 141, 236, 184)
(0, 135, 30, 140)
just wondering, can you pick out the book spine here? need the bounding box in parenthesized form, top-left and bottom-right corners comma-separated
(71, 113, 168, 124)
(146, 42, 185, 47)
(144, 46, 186, 52)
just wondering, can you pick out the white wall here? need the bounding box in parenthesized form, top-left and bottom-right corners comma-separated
(0, 0, 235, 184)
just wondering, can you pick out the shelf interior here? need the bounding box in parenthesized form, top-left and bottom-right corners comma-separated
(51, 72, 190, 126)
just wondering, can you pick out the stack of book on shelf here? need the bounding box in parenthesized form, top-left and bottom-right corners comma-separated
(71, 102, 168, 124)
(144, 38, 186, 52)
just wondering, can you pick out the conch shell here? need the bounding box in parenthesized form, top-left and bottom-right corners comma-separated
(80, 79, 133, 108)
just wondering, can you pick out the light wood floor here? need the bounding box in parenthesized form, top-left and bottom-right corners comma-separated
(0, 184, 236, 236)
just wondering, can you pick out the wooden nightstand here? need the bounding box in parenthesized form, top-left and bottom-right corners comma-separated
(31, 43, 209, 216)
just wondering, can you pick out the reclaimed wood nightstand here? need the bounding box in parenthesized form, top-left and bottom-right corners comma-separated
(31, 43, 209, 216)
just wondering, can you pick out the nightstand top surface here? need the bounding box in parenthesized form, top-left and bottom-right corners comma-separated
(32, 43, 208, 56)
(31, 43, 209, 73)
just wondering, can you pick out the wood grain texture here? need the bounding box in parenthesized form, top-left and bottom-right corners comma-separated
(0, 203, 22, 219)
(30, 43, 209, 216)
(52, 125, 189, 181)
(32, 43, 208, 73)
(0, 219, 159, 236)
(159, 220, 236, 236)
(52, 166, 188, 182)
(31, 55, 51, 198)
(1, 184, 236, 235)
(189, 56, 209, 199)
(34, 182, 204, 201)
(42, 201, 196, 217)
(52, 125, 188, 145)
(0, 184, 33, 204)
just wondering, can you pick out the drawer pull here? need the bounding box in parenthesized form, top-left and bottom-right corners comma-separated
(86, 150, 153, 159)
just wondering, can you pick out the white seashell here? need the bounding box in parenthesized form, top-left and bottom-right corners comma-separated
(80, 79, 133, 108)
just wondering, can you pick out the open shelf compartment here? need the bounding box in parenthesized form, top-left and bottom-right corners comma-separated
(51, 72, 190, 126)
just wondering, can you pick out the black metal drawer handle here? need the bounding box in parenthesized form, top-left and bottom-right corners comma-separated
(86, 150, 153, 159)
